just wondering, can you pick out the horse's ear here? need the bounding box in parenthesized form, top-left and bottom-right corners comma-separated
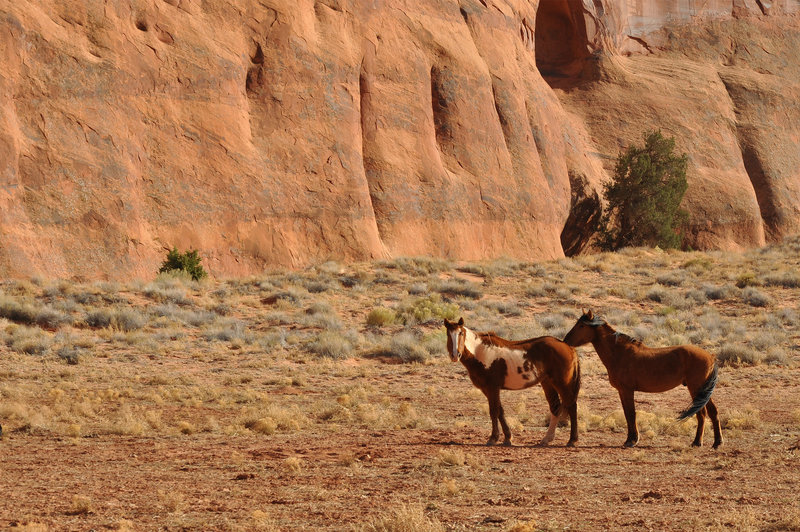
(457, 317, 464, 326)
(586, 310, 594, 320)
(443, 319, 451, 327)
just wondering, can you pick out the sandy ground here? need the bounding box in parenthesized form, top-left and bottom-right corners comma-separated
(2, 362, 799, 531)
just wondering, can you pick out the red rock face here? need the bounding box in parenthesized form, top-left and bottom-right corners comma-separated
(0, 1, 798, 279)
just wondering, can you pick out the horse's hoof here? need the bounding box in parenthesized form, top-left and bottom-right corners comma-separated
(691, 441, 702, 447)
(566, 440, 577, 448)
(712, 441, 722, 449)
(501, 439, 513, 447)
(623, 440, 637, 448)
(486, 439, 499, 446)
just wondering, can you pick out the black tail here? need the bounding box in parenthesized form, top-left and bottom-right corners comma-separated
(677, 365, 718, 420)
(572, 356, 581, 404)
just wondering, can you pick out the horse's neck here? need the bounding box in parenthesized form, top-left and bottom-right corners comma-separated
(592, 324, 624, 366)
(461, 328, 483, 360)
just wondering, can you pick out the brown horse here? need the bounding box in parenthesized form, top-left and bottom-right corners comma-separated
(444, 318, 580, 446)
(563, 310, 722, 448)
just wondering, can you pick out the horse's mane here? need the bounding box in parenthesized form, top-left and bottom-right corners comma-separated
(586, 316, 643, 346)
(612, 331, 643, 346)
(602, 322, 643, 346)
(478, 331, 505, 346)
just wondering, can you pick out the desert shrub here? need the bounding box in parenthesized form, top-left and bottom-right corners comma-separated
(735, 272, 760, 288)
(85, 309, 113, 328)
(143, 284, 190, 305)
(304, 279, 335, 293)
(407, 283, 428, 295)
(6, 326, 52, 355)
(265, 287, 306, 304)
(374, 331, 429, 363)
(480, 299, 523, 317)
(656, 271, 685, 286)
(307, 330, 356, 359)
(396, 295, 459, 325)
(383, 256, 450, 276)
(112, 309, 146, 331)
(717, 344, 762, 367)
(0, 297, 71, 329)
(646, 285, 667, 303)
(721, 405, 760, 430)
(681, 256, 713, 271)
(302, 311, 342, 330)
(366, 307, 397, 327)
(203, 319, 248, 342)
(764, 347, 789, 366)
(741, 287, 771, 307)
(159, 247, 207, 281)
(357, 504, 445, 532)
(702, 283, 733, 300)
(598, 130, 689, 250)
(762, 271, 800, 288)
(56, 345, 83, 365)
(685, 289, 707, 304)
(86, 308, 145, 331)
(435, 279, 483, 300)
(524, 282, 546, 298)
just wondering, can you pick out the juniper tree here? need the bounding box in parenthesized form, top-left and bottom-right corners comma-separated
(599, 130, 689, 251)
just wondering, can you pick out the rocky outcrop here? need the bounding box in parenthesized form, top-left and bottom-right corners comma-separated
(0, 1, 799, 279)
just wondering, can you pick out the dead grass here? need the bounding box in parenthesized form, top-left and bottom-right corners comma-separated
(356, 503, 445, 532)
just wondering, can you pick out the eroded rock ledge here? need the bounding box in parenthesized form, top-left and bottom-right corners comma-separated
(0, 0, 798, 279)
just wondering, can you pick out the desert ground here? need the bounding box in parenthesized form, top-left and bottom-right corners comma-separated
(1, 242, 800, 531)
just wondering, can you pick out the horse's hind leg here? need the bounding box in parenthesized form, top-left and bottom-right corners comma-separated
(692, 407, 707, 447)
(706, 399, 723, 449)
(538, 381, 561, 446)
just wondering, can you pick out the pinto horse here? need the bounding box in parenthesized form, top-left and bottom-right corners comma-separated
(563, 310, 722, 448)
(443, 318, 580, 446)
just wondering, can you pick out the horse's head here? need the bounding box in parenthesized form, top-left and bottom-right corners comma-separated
(443, 317, 466, 362)
(563, 309, 605, 346)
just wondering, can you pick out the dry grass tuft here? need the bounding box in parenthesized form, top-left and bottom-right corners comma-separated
(436, 448, 466, 467)
(357, 503, 445, 532)
(282, 456, 304, 474)
(721, 405, 761, 430)
(158, 489, 186, 513)
(504, 519, 539, 532)
(66, 495, 93, 515)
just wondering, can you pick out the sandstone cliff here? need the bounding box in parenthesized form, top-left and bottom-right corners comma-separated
(0, 0, 799, 279)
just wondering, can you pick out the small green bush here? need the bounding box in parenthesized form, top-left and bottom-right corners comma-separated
(598, 130, 689, 250)
(159, 248, 207, 281)
(396, 295, 459, 325)
(366, 307, 397, 327)
(735, 272, 760, 288)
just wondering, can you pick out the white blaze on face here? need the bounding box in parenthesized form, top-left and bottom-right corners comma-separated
(448, 328, 461, 361)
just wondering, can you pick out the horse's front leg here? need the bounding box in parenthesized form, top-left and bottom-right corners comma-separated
(618, 388, 639, 448)
(486, 388, 512, 446)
